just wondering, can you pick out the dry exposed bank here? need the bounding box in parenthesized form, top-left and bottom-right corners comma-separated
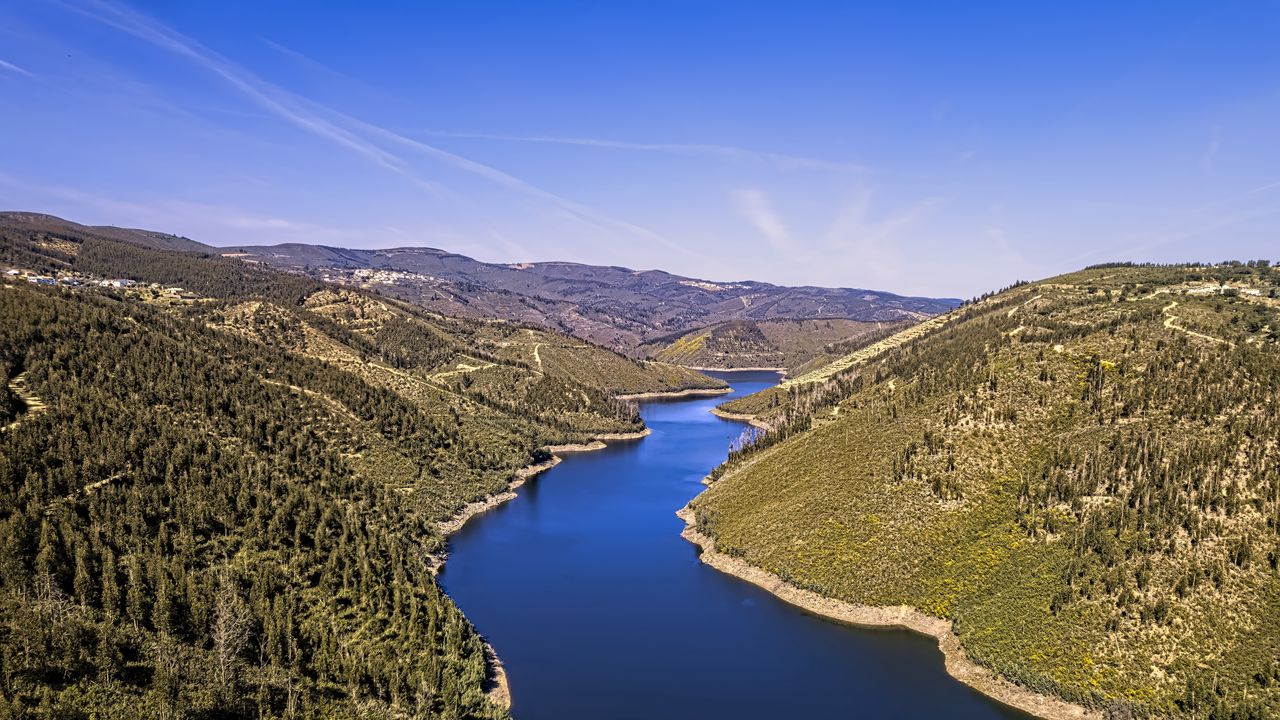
(676, 507, 1100, 720)
(682, 365, 787, 373)
(481, 642, 511, 710)
(432, 427, 651, 711)
(615, 387, 731, 401)
(708, 406, 770, 430)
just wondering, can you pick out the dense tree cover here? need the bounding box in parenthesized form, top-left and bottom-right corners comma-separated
(697, 264, 1280, 718)
(0, 285, 506, 718)
(75, 237, 325, 305)
(0, 222, 718, 718)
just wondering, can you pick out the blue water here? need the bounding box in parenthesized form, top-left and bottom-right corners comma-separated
(440, 370, 1030, 719)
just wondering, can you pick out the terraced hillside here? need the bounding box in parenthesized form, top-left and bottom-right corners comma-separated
(639, 318, 911, 373)
(0, 220, 720, 718)
(693, 262, 1280, 718)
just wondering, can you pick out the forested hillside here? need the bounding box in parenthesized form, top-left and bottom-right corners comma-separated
(0, 218, 720, 718)
(693, 262, 1280, 718)
(639, 318, 911, 374)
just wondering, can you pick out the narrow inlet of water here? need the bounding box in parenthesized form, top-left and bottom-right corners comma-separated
(440, 370, 1031, 720)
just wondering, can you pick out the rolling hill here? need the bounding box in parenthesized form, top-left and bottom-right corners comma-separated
(692, 262, 1280, 718)
(0, 213, 723, 718)
(639, 317, 913, 374)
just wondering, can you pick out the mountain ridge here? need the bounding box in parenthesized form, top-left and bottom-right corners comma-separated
(222, 238, 958, 352)
(0, 211, 956, 360)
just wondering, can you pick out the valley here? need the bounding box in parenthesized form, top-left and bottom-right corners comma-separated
(0, 214, 725, 718)
(3, 4, 1270, 719)
(3, 211, 1277, 719)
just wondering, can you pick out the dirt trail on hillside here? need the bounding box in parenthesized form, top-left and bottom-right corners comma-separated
(2, 372, 47, 433)
(1162, 301, 1234, 347)
(428, 360, 496, 382)
(526, 329, 545, 372)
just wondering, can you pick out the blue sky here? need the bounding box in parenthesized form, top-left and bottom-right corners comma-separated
(1, 1, 1277, 297)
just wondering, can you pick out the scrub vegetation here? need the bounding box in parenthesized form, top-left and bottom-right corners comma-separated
(694, 262, 1280, 718)
(641, 317, 911, 373)
(0, 220, 718, 719)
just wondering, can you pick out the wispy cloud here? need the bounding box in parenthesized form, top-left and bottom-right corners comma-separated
(0, 171, 358, 243)
(59, 0, 428, 187)
(261, 39, 342, 79)
(1066, 179, 1280, 265)
(727, 183, 943, 286)
(822, 187, 942, 285)
(731, 189, 792, 252)
(0, 171, 152, 217)
(1245, 180, 1280, 196)
(350, 119, 689, 253)
(824, 188, 940, 251)
(56, 0, 688, 254)
(0, 58, 33, 77)
(423, 131, 870, 174)
(260, 37, 396, 102)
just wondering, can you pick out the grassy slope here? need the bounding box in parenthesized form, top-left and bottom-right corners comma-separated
(643, 318, 906, 373)
(715, 319, 915, 419)
(693, 263, 1280, 718)
(486, 327, 725, 395)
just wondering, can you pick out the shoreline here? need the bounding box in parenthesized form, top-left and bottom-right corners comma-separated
(433, 426, 652, 711)
(435, 429, 652, 540)
(682, 365, 787, 373)
(615, 386, 731, 401)
(481, 641, 511, 710)
(675, 507, 1099, 720)
(708, 406, 771, 430)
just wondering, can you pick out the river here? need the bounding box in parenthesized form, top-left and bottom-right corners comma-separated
(440, 370, 1031, 719)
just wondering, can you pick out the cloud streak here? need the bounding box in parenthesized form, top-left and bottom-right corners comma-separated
(0, 58, 33, 77)
(57, 0, 689, 254)
(422, 131, 870, 174)
(59, 0, 430, 186)
(818, 187, 943, 286)
(731, 189, 792, 252)
(1065, 179, 1280, 266)
(0, 171, 359, 243)
(349, 118, 688, 252)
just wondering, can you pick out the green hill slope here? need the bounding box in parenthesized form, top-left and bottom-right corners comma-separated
(692, 262, 1280, 718)
(0, 219, 720, 718)
(640, 317, 911, 373)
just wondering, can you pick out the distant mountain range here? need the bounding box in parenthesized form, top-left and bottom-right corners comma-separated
(0, 211, 958, 362)
(221, 242, 959, 352)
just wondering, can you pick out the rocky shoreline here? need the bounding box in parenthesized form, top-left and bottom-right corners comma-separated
(675, 506, 1100, 720)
